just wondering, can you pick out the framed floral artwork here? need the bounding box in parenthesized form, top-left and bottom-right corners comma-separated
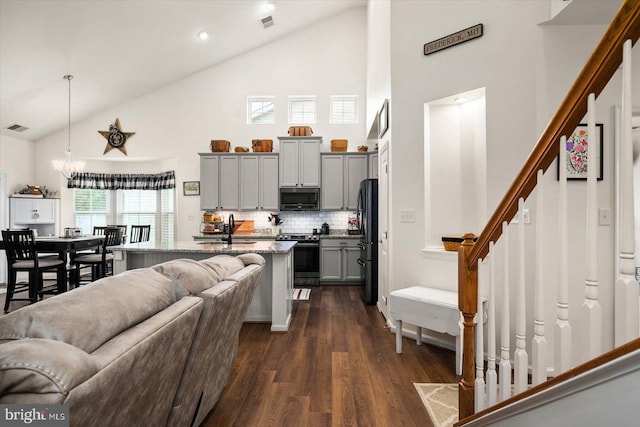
(557, 123, 603, 180)
(183, 181, 200, 196)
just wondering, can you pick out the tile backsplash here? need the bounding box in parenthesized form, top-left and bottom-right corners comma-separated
(214, 210, 355, 234)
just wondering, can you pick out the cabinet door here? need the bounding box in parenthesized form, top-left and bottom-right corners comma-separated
(299, 139, 320, 187)
(343, 246, 363, 281)
(240, 156, 260, 210)
(11, 199, 34, 224)
(200, 156, 219, 210)
(260, 155, 279, 210)
(321, 155, 344, 210)
(369, 153, 379, 179)
(345, 155, 368, 210)
(219, 156, 239, 210)
(33, 199, 55, 223)
(320, 247, 342, 281)
(279, 140, 300, 187)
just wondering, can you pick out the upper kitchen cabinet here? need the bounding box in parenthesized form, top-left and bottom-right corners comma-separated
(368, 152, 379, 179)
(278, 137, 321, 187)
(199, 154, 239, 210)
(321, 153, 367, 210)
(240, 154, 279, 210)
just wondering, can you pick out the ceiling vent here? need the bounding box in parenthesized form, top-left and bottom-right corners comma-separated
(6, 124, 29, 132)
(261, 16, 274, 29)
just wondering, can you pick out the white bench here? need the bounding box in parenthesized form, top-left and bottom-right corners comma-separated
(390, 286, 463, 375)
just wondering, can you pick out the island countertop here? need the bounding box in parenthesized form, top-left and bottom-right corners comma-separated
(112, 240, 296, 254)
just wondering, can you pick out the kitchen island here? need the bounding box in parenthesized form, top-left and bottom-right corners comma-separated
(111, 240, 296, 331)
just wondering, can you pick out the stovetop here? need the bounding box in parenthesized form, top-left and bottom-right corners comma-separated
(275, 233, 320, 241)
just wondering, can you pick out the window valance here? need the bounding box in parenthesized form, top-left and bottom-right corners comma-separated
(67, 171, 175, 190)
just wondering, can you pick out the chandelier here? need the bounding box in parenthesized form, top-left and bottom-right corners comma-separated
(52, 74, 85, 179)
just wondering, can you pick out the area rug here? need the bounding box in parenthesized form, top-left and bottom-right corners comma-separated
(414, 383, 458, 427)
(292, 288, 310, 301)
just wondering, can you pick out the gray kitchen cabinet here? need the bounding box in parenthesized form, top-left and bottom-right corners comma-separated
(278, 136, 321, 187)
(200, 155, 220, 210)
(240, 154, 279, 210)
(219, 155, 239, 210)
(320, 153, 367, 210)
(199, 154, 238, 210)
(369, 152, 379, 179)
(320, 239, 363, 282)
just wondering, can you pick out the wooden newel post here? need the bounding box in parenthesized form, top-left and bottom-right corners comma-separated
(458, 232, 478, 420)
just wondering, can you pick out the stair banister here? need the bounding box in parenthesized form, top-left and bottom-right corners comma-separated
(465, 0, 640, 268)
(458, 0, 640, 420)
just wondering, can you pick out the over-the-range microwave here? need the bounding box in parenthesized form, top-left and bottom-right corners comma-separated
(279, 187, 320, 211)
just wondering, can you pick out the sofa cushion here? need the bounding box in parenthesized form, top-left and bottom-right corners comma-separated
(199, 255, 245, 282)
(237, 252, 267, 267)
(0, 268, 177, 354)
(0, 339, 99, 404)
(152, 258, 218, 295)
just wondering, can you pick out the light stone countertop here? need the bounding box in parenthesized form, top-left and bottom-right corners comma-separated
(112, 240, 296, 254)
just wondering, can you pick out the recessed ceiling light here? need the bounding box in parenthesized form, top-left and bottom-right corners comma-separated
(197, 31, 209, 40)
(264, 2, 275, 12)
(454, 97, 469, 104)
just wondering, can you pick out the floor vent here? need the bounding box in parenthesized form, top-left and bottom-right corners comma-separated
(6, 124, 29, 132)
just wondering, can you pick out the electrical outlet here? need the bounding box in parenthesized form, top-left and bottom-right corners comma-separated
(599, 208, 611, 226)
(400, 209, 416, 223)
(188, 213, 196, 221)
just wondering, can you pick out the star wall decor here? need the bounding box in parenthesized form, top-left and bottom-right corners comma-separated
(98, 118, 135, 155)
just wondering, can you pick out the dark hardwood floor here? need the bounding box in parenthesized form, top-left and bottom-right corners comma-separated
(202, 285, 458, 427)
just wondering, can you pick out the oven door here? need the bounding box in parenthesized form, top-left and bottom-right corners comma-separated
(293, 242, 320, 284)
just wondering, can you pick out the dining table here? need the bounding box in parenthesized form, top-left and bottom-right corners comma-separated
(0, 235, 105, 292)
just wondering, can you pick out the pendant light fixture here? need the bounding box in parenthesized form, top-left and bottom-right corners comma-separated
(52, 74, 85, 179)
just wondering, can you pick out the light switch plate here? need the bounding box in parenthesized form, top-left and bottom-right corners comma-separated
(400, 209, 416, 223)
(598, 208, 611, 226)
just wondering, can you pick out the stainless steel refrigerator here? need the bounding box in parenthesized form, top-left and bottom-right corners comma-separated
(357, 179, 378, 305)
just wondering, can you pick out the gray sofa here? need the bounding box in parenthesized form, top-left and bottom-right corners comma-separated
(0, 253, 265, 427)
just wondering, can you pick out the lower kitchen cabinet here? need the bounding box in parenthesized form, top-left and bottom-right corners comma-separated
(320, 239, 363, 283)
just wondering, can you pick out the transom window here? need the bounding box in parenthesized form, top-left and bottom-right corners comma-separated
(247, 96, 275, 124)
(288, 96, 317, 124)
(330, 95, 359, 124)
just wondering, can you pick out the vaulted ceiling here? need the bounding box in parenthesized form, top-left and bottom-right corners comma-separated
(0, 0, 366, 142)
(0, 0, 622, 143)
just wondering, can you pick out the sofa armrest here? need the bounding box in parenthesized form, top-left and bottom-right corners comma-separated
(0, 339, 99, 404)
(236, 253, 266, 267)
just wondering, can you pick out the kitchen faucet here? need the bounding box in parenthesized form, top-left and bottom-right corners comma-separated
(222, 214, 235, 244)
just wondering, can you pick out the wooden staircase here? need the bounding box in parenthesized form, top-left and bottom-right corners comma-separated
(456, 0, 640, 423)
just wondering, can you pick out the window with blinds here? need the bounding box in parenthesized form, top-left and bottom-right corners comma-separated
(74, 189, 109, 234)
(248, 97, 275, 124)
(288, 96, 316, 124)
(73, 188, 174, 244)
(330, 95, 358, 124)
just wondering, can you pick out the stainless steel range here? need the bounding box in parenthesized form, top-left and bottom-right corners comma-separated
(276, 234, 320, 286)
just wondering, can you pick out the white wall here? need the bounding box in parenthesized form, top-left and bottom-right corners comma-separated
(0, 134, 35, 194)
(379, 0, 638, 368)
(30, 7, 367, 241)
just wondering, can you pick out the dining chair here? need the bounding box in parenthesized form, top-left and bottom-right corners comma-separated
(71, 227, 123, 285)
(1, 229, 67, 313)
(108, 225, 128, 244)
(129, 225, 151, 243)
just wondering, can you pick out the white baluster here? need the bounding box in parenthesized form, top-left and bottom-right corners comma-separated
(582, 93, 602, 360)
(475, 258, 486, 411)
(532, 170, 547, 385)
(615, 39, 640, 346)
(555, 135, 572, 373)
(499, 221, 512, 402)
(486, 242, 498, 406)
(514, 198, 528, 393)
